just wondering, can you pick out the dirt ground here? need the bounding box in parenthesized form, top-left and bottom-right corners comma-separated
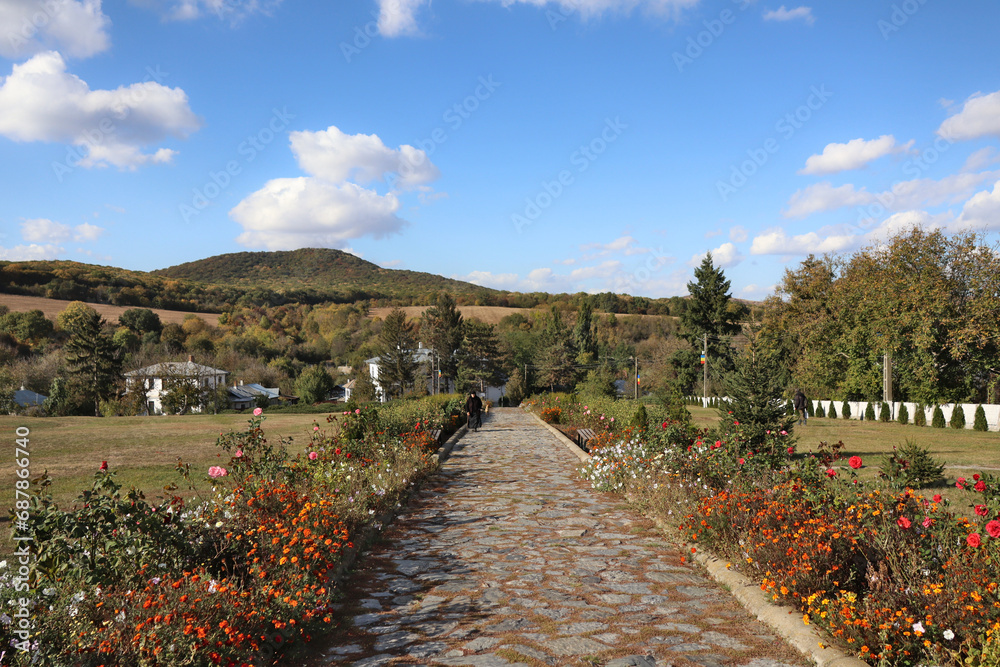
(0, 294, 221, 327)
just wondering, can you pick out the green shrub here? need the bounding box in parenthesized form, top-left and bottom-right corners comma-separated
(931, 405, 946, 428)
(897, 403, 909, 425)
(815, 403, 826, 418)
(806, 401, 814, 417)
(842, 402, 851, 420)
(864, 403, 876, 421)
(632, 404, 649, 431)
(827, 402, 837, 419)
(974, 404, 988, 432)
(786, 399, 795, 416)
(879, 438, 946, 488)
(949, 404, 966, 429)
(879, 401, 891, 422)
(914, 404, 926, 427)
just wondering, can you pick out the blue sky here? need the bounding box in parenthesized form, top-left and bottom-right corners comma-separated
(1, 0, 999, 300)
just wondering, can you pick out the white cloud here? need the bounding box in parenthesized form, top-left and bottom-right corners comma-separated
(800, 135, 908, 175)
(881, 170, 1000, 210)
(580, 235, 649, 257)
(956, 180, 1000, 231)
(750, 228, 856, 255)
(454, 270, 521, 289)
(729, 225, 748, 243)
(232, 126, 442, 251)
(379, 0, 700, 36)
(376, 0, 428, 37)
(963, 147, 1000, 172)
(0, 0, 110, 59)
(0, 243, 63, 260)
(783, 182, 874, 218)
(290, 126, 439, 190)
(128, 0, 282, 22)
(20, 218, 105, 243)
(569, 260, 623, 281)
(0, 52, 200, 168)
(704, 228, 722, 238)
(231, 178, 407, 250)
(689, 242, 742, 268)
(763, 5, 814, 25)
(938, 90, 1000, 141)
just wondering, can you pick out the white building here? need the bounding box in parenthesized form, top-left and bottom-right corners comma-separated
(125, 356, 228, 415)
(366, 343, 453, 402)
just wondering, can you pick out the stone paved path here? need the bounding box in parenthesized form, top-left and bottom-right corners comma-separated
(308, 409, 810, 667)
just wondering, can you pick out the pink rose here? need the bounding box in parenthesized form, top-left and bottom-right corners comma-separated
(897, 516, 911, 529)
(314, 426, 320, 431)
(253, 407, 263, 416)
(308, 451, 318, 460)
(208, 466, 228, 478)
(355, 408, 361, 414)
(922, 517, 933, 528)
(986, 520, 1000, 539)
(968, 533, 982, 548)
(234, 449, 243, 458)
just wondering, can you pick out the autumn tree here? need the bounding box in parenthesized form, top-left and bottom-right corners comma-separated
(376, 308, 417, 400)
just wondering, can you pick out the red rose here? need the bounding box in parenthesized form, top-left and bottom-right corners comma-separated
(897, 516, 911, 529)
(99, 461, 108, 471)
(967, 533, 982, 548)
(986, 520, 1000, 539)
(787, 446, 795, 455)
(826, 468, 837, 478)
(849, 456, 863, 469)
(975, 504, 988, 517)
(662, 421, 669, 429)
(932, 494, 942, 503)
(973, 474, 981, 481)
(957, 477, 967, 489)
(738, 458, 745, 465)
(975, 480, 987, 492)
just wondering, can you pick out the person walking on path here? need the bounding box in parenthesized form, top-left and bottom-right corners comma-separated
(465, 391, 482, 431)
(793, 388, 808, 426)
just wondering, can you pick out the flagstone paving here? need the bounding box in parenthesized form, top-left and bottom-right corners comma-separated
(310, 408, 810, 667)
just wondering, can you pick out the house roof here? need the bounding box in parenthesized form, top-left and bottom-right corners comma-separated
(228, 384, 279, 401)
(125, 360, 228, 378)
(366, 346, 435, 366)
(13, 387, 46, 407)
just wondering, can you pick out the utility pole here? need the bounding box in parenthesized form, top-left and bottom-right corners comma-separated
(883, 350, 893, 404)
(634, 356, 638, 400)
(702, 333, 708, 407)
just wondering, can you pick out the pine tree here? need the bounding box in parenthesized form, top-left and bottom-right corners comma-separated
(828, 402, 837, 419)
(377, 308, 418, 400)
(949, 404, 966, 429)
(865, 402, 876, 421)
(914, 404, 927, 427)
(879, 401, 892, 422)
(63, 308, 122, 416)
(815, 403, 825, 418)
(897, 403, 909, 425)
(719, 322, 796, 449)
(504, 366, 528, 405)
(458, 320, 504, 394)
(806, 400, 815, 417)
(842, 402, 851, 420)
(423, 292, 464, 390)
(974, 404, 988, 432)
(931, 405, 946, 428)
(573, 300, 597, 362)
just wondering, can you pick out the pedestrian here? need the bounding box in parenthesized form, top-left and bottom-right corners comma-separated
(465, 391, 483, 432)
(793, 388, 807, 426)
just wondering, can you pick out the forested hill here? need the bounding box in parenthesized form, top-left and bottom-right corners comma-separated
(152, 248, 496, 300)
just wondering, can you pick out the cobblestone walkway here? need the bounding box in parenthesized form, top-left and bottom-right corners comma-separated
(311, 409, 809, 667)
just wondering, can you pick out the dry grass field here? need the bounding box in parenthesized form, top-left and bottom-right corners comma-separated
(0, 293, 221, 327)
(367, 305, 674, 324)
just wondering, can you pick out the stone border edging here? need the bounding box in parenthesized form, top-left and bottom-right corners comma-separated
(524, 408, 869, 667)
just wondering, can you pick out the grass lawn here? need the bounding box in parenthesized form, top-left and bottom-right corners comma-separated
(0, 412, 336, 554)
(688, 406, 1000, 505)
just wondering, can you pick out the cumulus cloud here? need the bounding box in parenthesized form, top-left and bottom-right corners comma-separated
(128, 0, 282, 22)
(580, 235, 649, 258)
(377, 0, 700, 36)
(0, 52, 200, 168)
(290, 126, 439, 190)
(231, 178, 407, 250)
(938, 90, 1000, 141)
(0, 0, 110, 59)
(783, 182, 874, 218)
(963, 147, 1000, 172)
(729, 225, 748, 243)
(800, 135, 908, 175)
(750, 228, 856, 255)
(763, 5, 815, 25)
(0, 243, 63, 260)
(689, 242, 742, 268)
(956, 180, 1000, 231)
(20, 218, 104, 243)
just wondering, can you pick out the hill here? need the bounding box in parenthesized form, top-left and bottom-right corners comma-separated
(0, 294, 220, 327)
(152, 248, 499, 302)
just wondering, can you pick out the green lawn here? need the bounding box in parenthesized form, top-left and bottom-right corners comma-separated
(689, 405, 1000, 500)
(0, 412, 336, 553)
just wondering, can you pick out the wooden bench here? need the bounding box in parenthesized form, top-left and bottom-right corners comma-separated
(577, 428, 597, 451)
(430, 429, 443, 444)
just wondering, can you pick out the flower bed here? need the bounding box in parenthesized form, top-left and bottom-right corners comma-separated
(528, 394, 1000, 667)
(1, 396, 464, 666)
